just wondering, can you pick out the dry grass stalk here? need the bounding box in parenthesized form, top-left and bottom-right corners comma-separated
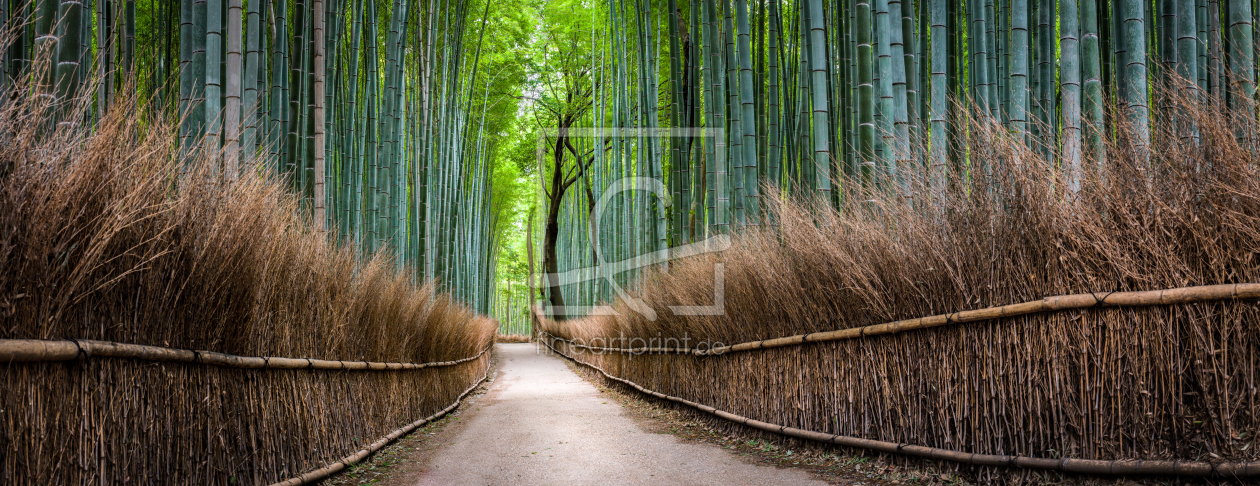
(542, 333, 1260, 477)
(266, 361, 492, 486)
(541, 93, 1260, 480)
(0, 82, 495, 484)
(495, 334, 533, 343)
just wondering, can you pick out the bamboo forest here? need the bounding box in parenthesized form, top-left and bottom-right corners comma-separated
(3, 0, 1260, 484)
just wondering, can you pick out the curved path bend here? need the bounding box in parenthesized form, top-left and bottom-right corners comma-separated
(412, 343, 825, 485)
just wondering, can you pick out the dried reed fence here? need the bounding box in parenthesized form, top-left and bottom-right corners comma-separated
(496, 334, 533, 343)
(539, 97, 1260, 481)
(0, 88, 496, 484)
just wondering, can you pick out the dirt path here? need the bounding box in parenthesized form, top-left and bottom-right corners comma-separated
(407, 343, 827, 485)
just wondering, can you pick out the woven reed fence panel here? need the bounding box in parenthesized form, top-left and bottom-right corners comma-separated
(0, 351, 490, 484)
(544, 302, 1259, 470)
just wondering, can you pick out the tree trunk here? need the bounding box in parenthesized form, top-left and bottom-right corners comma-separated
(542, 132, 569, 321)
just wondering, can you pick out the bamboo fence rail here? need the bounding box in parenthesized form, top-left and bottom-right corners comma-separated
(541, 283, 1260, 355)
(541, 337, 1260, 477)
(268, 359, 492, 486)
(535, 282, 1260, 477)
(0, 338, 492, 370)
(2, 342, 494, 484)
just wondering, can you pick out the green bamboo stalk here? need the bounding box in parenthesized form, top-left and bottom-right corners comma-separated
(314, 0, 325, 229)
(1081, 0, 1105, 166)
(1099, 0, 1110, 102)
(667, 0, 684, 243)
(206, 0, 222, 156)
(1061, 0, 1082, 192)
(922, 0, 932, 126)
(1162, 0, 1176, 81)
(125, 0, 134, 72)
(1210, 0, 1224, 102)
(807, 0, 832, 198)
(1115, 0, 1128, 103)
(1122, 0, 1150, 159)
(270, 0, 287, 174)
(754, 0, 766, 188)
(1037, 0, 1055, 156)
(797, 5, 811, 189)
(365, 0, 380, 253)
(736, 0, 758, 224)
(858, 0, 876, 188)
(874, 0, 893, 181)
(704, 0, 728, 234)
(1196, 0, 1207, 92)
(1229, 0, 1255, 110)
(287, 0, 306, 182)
(1177, 0, 1198, 109)
(224, 0, 242, 175)
(970, 0, 992, 115)
(982, 0, 992, 116)
(929, 0, 947, 197)
(903, 0, 921, 161)
(33, 0, 56, 119)
(180, 0, 193, 151)
(825, 2, 840, 209)
(888, 0, 910, 192)
(101, 0, 113, 111)
(191, 0, 207, 146)
(304, 0, 319, 209)
(723, 1, 744, 225)
(1011, 0, 1031, 142)
(767, 0, 782, 194)
(56, 0, 83, 125)
(842, 0, 856, 181)
(0, 0, 7, 109)
(1000, 0, 1011, 121)
(688, 0, 702, 239)
(241, 0, 261, 168)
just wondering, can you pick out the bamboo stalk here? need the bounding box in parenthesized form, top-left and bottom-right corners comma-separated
(0, 339, 493, 370)
(544, 338, 1260, 477)
(313, 0, 325, 229)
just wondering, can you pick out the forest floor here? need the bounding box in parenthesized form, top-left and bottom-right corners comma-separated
(324, 343, 837, 485)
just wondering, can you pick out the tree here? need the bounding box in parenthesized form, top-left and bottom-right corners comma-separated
(526, 0, 598, 320)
